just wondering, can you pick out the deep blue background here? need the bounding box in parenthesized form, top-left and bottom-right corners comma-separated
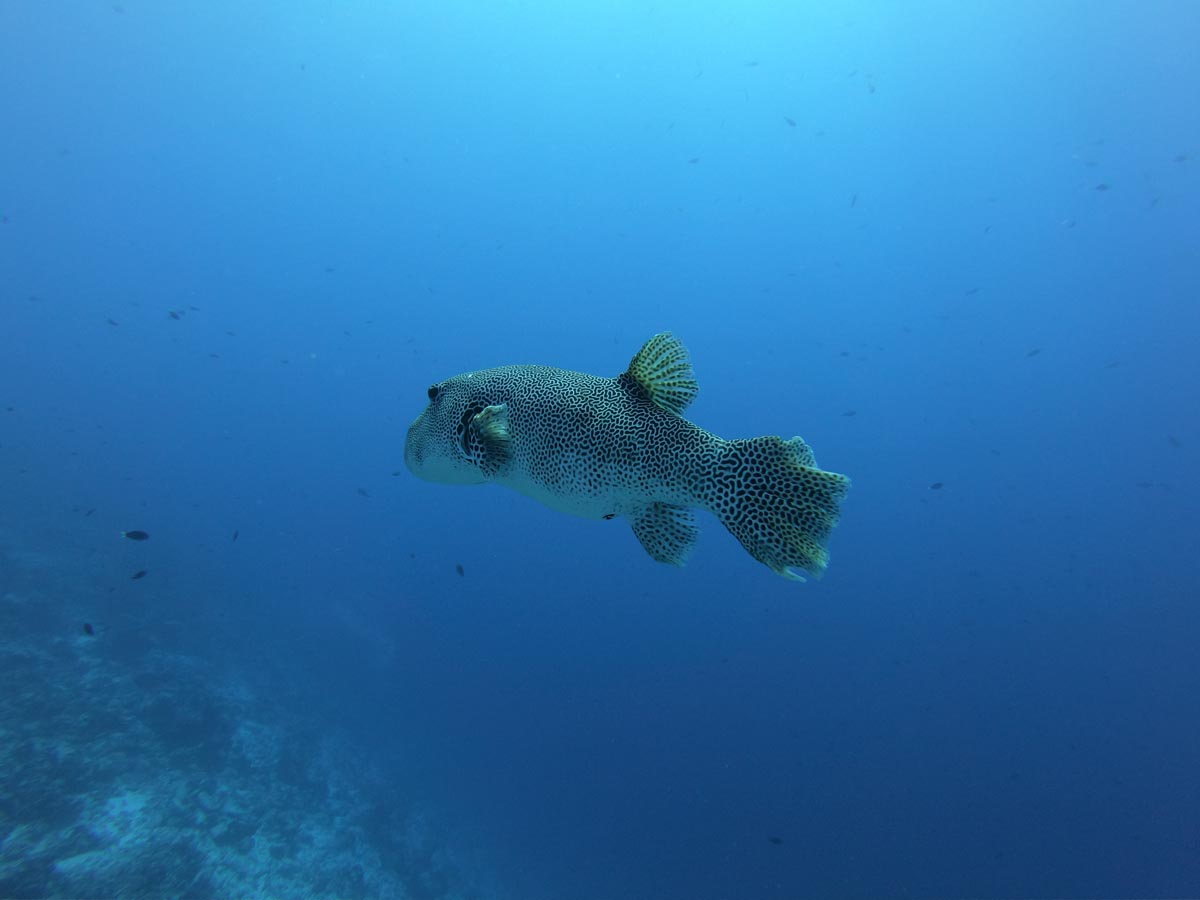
(2, 1, 1198, 897)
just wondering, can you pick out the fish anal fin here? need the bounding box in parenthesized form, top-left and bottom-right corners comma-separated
(630, 502, 699, 567)
(622, 332, 699, 415)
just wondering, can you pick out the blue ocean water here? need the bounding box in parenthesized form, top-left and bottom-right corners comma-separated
(1, 1, 1197, 897)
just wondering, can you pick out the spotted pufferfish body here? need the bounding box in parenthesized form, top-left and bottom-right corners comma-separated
(404, 333, 850, 580)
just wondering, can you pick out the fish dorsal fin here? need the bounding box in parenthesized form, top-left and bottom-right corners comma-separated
(622, 332, 698, 415)
(465, 403, 513, 476)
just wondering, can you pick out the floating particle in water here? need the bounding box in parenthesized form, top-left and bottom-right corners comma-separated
(929, 482, 944, 490)
(131, 570, 147, 580)
(455, 563, 465, 577)
(122, 530, 149, 541)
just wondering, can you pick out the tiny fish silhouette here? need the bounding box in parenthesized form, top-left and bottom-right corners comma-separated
(1026, 348, 1041, 357)
(688, 157, 700, 164)
(455, 563, 465, 576)
(232, 529, 239, 542)
(768, 836, 783, 846)
(1094, 183, 1110, 191)
(357, 487, 370, 498)
(84, 508, 96, 517)
(122, 530, 150, 541)
(168, 310, 182, 320)
(131, 570, 147, 580)
(107, 318, 119, 326)
(83, 623, 95, 636)
(929, 482, 944, 490)
(784, 116, 796, 127)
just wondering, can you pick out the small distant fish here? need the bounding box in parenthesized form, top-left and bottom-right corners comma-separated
(768, 836, 783, 846)
(231, 529, 239, 542)
(964, 287, 980, 295)
(122, 530, 150, 541)
(357, 487, 370, 498)
(1174, 153, 1189, 163)
(1104, 360, 1121, 369)
(107, 318, 119, 326)
(929, 482, 944, 490)
(1094, 183, 1110, 192)
(391, 470, 403, 477)
(131, 570, 147, 580)
(1167, 435, 1182, 448)
(745, 61, 759, 67)
(784, 116, 796, 127)
(84, 508, 96, 517)
(455, 563, 465, 577)
(1026, 348, 1041, 357)
(842, 410, 857, 417)
(225, 330, 237, 336)
(688, 157, 700, 164)
(83, 622, 95, 636)
(850, 193, 858, 208)
(168, 310, 182, 320)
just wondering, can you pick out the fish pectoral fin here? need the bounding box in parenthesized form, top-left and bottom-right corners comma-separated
(468, 403, 513, 476)
(629, 502, 699, 567)
(623, 332, 699, 415)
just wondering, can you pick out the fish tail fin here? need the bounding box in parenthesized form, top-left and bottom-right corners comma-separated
(708, 436, 850, 580)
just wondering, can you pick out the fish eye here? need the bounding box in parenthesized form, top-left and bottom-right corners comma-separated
(427, 385, 440, 401)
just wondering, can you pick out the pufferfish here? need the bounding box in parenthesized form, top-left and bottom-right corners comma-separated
(404, 333, 850, 580)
